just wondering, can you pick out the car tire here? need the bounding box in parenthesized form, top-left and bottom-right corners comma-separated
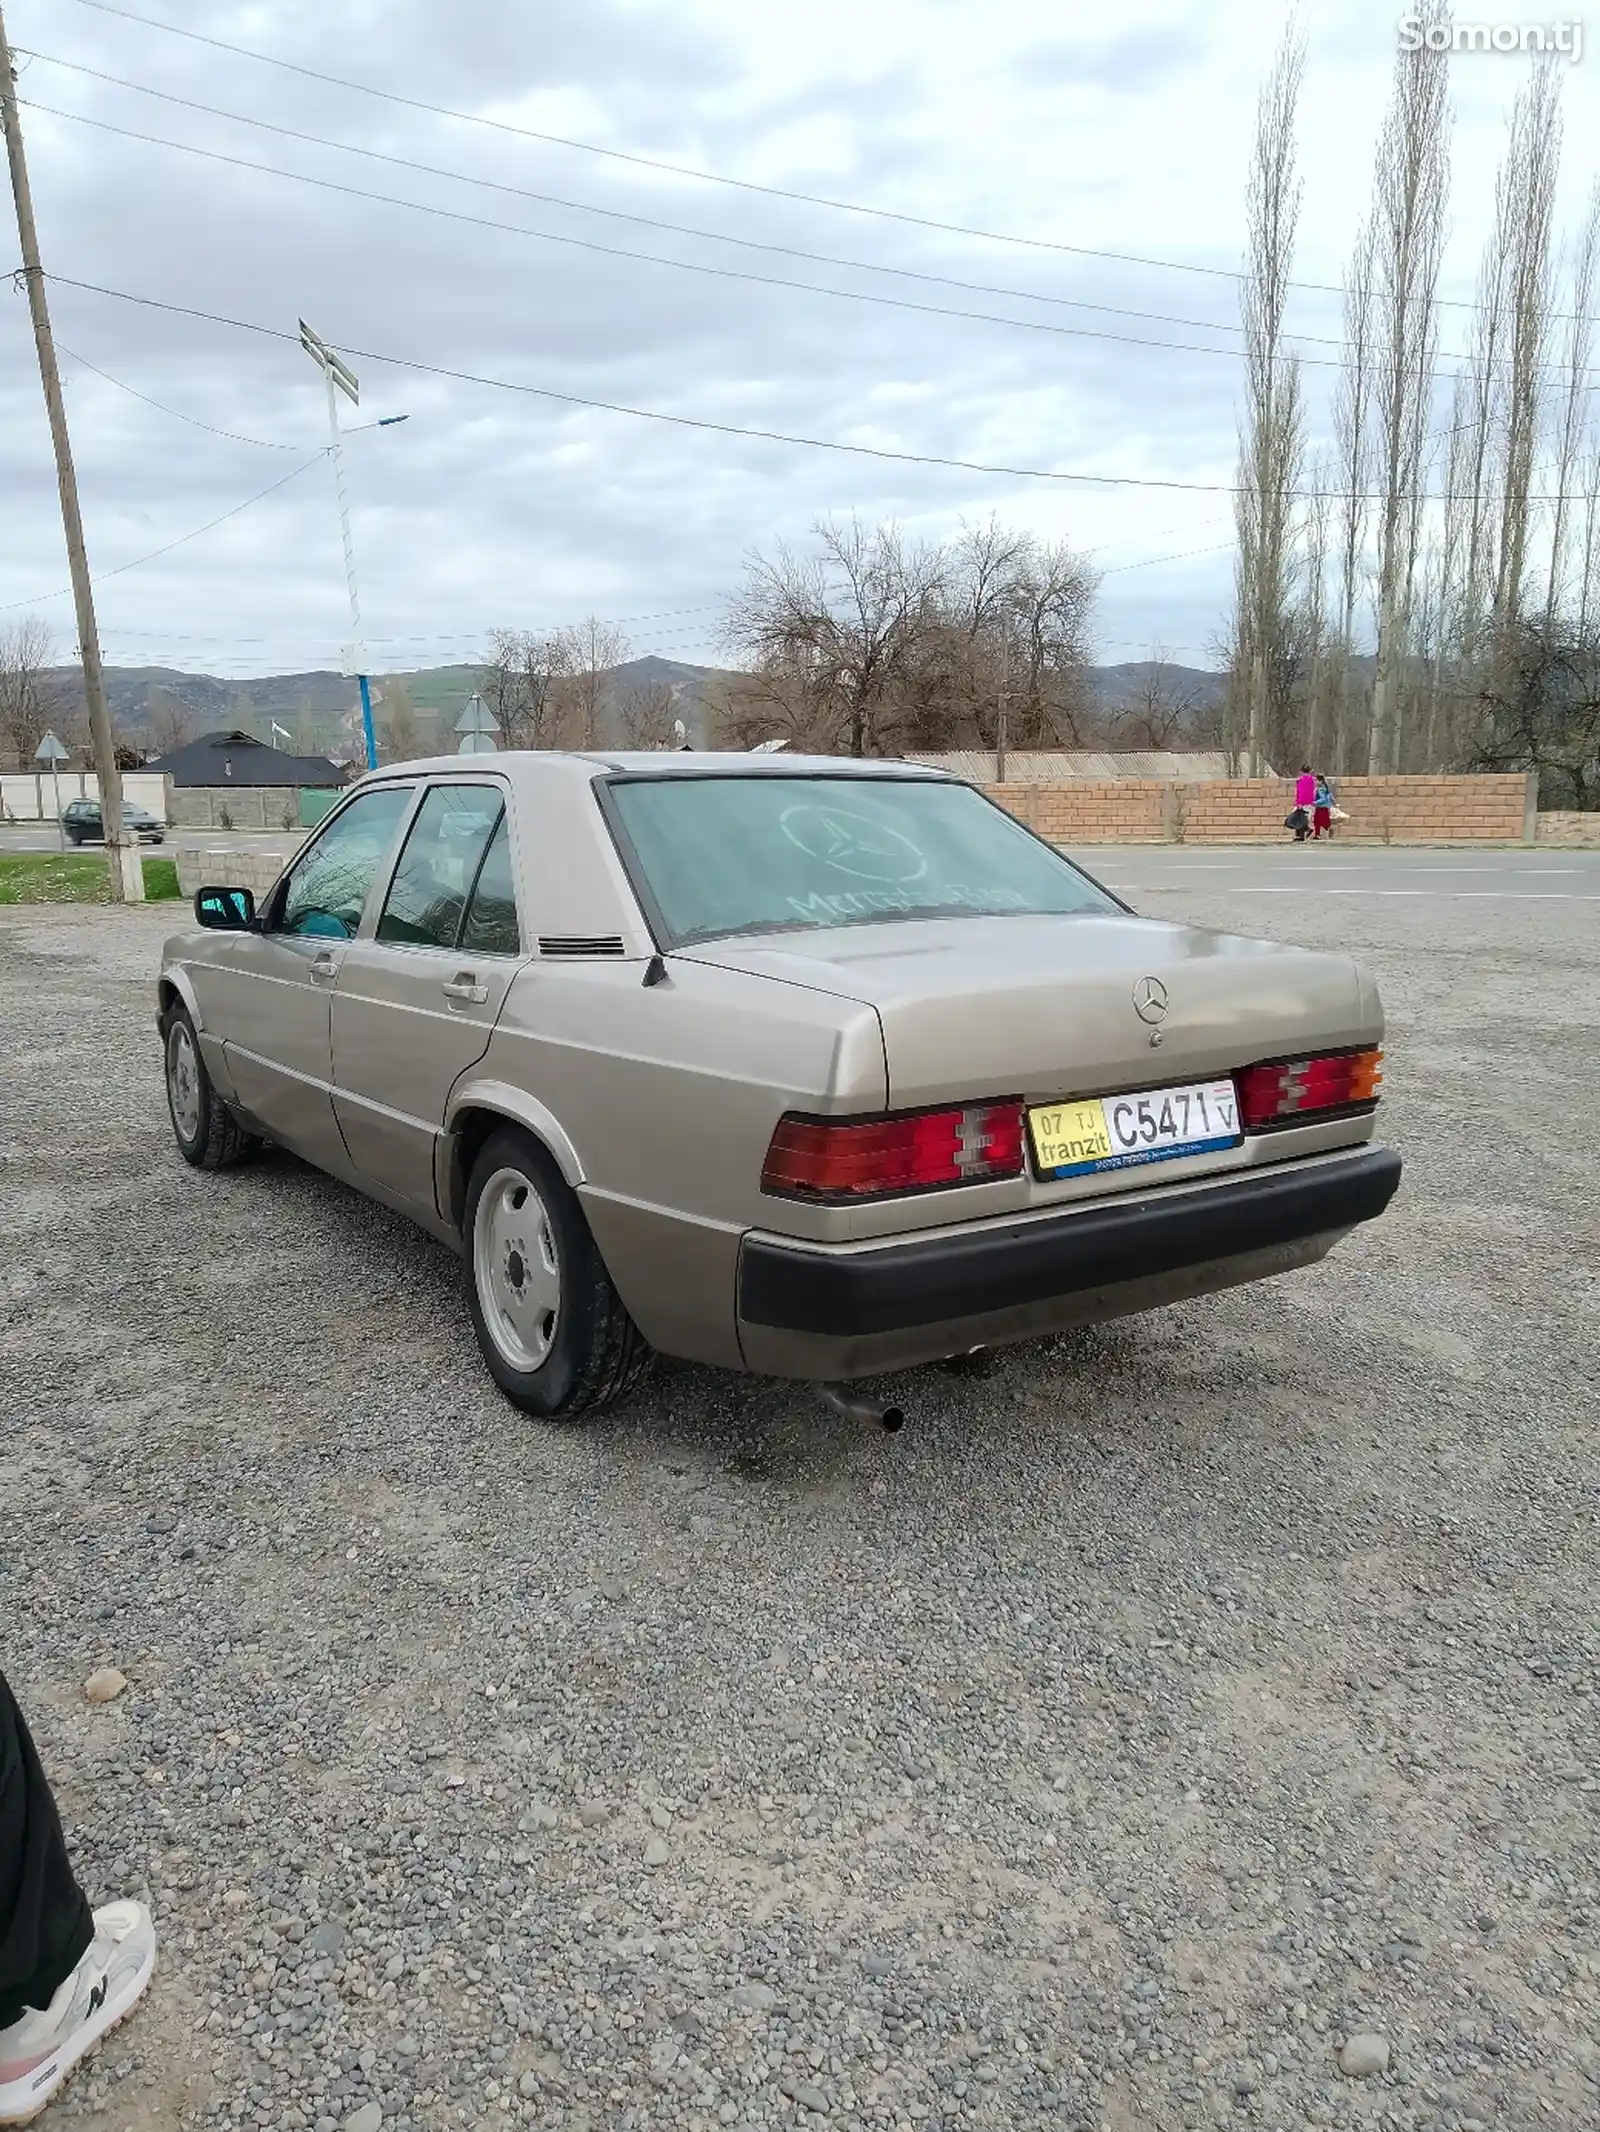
(464, 1126, 650, 1420)
(162, 1004, 256, 1169)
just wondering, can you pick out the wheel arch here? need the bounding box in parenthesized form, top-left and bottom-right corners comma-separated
(157, 966, 203, 1034)
(440, 1084, 585, 1238)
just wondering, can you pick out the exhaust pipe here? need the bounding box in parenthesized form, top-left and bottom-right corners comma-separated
(816, 1383, 904, 1433)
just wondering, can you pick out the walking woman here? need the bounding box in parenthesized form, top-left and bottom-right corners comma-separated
(1290, 765, 1317, 843)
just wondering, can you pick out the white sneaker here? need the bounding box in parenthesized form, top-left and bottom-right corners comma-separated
(0, 1903, 156, 2125)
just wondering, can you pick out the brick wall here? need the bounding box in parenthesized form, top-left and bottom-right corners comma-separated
(982, 772, 1535, 844)
(979, 781, 1171, 842)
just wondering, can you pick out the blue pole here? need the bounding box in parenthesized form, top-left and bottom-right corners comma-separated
(357, 672, 377, 770)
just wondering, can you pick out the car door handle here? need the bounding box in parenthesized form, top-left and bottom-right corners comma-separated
(308, 951, 340, 984)
(442, 973, 488, 1004)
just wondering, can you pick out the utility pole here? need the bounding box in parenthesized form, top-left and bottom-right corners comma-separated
(994, 631, 1010, 786)
(0, 1, 141, 899)
(299, 319, 377, 771)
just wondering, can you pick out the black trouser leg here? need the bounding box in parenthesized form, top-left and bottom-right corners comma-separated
(0, 1671, 93, 2032)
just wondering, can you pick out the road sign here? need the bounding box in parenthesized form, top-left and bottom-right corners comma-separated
(34, 730, 69, 763)
(298, 319, 359, 405)
(457, 733, 499, 755)
(455, 691, 496, 738)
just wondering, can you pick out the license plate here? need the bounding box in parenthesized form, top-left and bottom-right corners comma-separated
(1027, 1079, 1241, 1178)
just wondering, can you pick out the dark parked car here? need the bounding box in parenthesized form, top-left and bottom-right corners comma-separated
(61, 798, 166, 845)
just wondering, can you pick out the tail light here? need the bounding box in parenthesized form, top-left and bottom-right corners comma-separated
(762, 1101, 1025, 1200)
(1237, 1047, 1383, 1130)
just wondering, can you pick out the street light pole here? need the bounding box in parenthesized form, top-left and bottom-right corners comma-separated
(0, 0, 142, 900)
(300, 319, 377, 771)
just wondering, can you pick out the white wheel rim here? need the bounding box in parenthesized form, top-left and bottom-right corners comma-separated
(167, 1021, 201, 1141)
(474, 1165, 561, 1372)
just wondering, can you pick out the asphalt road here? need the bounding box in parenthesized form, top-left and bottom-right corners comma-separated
(1069, 844, 1600, 903)
(1, 860, 1595, 2132)
(0, 824, 304, 861)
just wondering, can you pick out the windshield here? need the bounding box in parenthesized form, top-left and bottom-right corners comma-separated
(606, 775, 1119, 947)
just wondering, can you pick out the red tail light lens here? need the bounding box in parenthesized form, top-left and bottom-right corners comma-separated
(762, 1101, 1025, 1200)
(1237, 1047, 1384, 1130)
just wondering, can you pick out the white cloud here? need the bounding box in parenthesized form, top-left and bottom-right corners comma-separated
(2, 0, 1597, 680)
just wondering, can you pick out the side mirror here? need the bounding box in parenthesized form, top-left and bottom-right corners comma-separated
(194, 885, 256, 930)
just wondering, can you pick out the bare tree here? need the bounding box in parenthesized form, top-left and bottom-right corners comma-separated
(1297, 454, 1334, 771)
(146, 685, 195, 759)
(554, 616, 632, 750)
(1331, 217, 1376, 775)
(1542, 178, 1598, 630)
(616, 677, 680, 749)
(723, 516, 1096, 757)
(1115, 649, 1201, 750)
(1419, 380, 1476, 768)
(1492, 63, 1561, 634)
(1233, 25, 1306, 777)
(1579, 429, 1600, 642)
(481, 628, 571, 749)
(0, 618, 60, 769)
(1008, 539, 1099, 747)
(1365, 0, 1451, 775)
(724, 517, 945, 757)
(377, 677, 421, 764)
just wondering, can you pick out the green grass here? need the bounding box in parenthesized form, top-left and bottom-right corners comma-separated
(0, 853, 182, 905)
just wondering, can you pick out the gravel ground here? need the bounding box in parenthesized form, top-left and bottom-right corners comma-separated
(1, 881, 1595, 2132)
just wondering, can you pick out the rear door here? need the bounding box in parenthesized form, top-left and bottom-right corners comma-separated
(330, 780, 525, 1211)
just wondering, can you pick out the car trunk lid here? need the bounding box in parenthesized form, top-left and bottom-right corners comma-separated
(679, 913, 1368, 1109)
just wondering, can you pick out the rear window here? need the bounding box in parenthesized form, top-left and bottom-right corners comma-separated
(605, 775, 1117, 947)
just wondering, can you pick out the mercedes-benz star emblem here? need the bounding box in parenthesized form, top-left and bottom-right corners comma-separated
(1132, 975, 1169, 1025)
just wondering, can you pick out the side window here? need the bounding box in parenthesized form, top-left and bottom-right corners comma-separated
(376, 785, 502, 950)
(278, 786, 413, 939)
(460, 812, 521, 957)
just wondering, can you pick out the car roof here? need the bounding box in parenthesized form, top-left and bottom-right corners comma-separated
(356, 750, 956, 782)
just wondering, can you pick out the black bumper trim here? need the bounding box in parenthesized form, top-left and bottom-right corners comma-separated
(739, 1146, 1402, 1338)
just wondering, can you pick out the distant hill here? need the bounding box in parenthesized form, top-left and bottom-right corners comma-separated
(1089, 661, 1228, 717)
(41, 653, 1225, 757)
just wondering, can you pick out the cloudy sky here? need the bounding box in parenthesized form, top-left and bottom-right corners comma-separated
(3, 0, 1599, 683)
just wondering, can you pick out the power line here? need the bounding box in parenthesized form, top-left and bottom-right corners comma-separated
(17, 98, 1287, 366)
(21, 91, 1595, 383)
(16, 49, 1290, 348)
(0, 453, 327, 611)
(53, 335, 303, 447)
(46, 271, 1600, 506)
(1101, 539, 1236, 576)
(54, 0, 1556, 321)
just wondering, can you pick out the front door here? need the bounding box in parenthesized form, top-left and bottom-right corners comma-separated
(220, 783, 415, 1168)
(331, 785, 526, 1211)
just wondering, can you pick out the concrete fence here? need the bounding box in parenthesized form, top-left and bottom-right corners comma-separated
(1534, 810, 1600, 847)
(175, 847, 289, 898)
(982, 771, 1539, 845)
(167, 785, 308, 830)
(0, 770, 171, 823)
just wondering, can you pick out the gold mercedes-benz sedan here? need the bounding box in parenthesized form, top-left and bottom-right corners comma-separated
(158, 755, 1400, 1421)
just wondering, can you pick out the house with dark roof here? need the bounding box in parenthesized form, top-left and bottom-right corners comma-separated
(143, 729, 350, 788)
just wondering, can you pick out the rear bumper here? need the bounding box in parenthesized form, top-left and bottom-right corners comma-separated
(737, 1144, 1401, 1372)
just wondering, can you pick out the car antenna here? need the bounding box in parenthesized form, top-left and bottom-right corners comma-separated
(642, 954, 669, 987)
